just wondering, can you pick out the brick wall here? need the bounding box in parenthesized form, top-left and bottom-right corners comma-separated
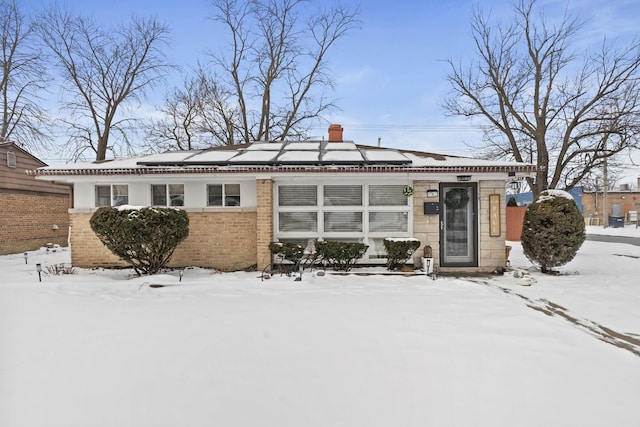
(412, 180, 440, 267)
(0, 192, 70, 255)
(477, 181, 507, 272)
(70, 210, 258, 271)
(582, 192, 640, 224)
(256, 179, 273, 271)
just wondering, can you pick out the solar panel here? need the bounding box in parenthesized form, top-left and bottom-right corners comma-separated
(285, 142, 321, 151)
(229, 150, 279, 163)
(185, 150, 239, 163)
(323, 142, 358, 150)
(277, 150, 321, 162)
(322, 150, 365, 162)
(246, 142, 284, 151)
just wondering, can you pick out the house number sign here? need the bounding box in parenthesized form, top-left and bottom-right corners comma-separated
(489, 194, 500, 237)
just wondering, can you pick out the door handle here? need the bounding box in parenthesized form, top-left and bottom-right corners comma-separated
(440, 220, 444, 230)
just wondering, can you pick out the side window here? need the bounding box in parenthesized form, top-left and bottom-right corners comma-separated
(224, 184, 240, 206)
(207, 184, 241, 207)
(113, 185, 128, 206)
(152, 184, 184, 206)
(207, 185, 223, 206)
(169, 184, 184, 206)
(151, 185, 167, 206)
(95, 185, 111, 207)
(95, 185, 128, 207)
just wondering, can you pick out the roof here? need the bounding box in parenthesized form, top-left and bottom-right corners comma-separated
(28, 140, 539, 177)
(0, 141, 47, 168)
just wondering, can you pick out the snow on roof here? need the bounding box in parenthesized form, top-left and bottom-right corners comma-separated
(31, 139, 538, 176)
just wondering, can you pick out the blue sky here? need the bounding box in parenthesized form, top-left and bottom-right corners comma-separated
(24, 0, 640, 183)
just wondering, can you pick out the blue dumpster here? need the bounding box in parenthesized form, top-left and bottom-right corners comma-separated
(608, 216, 624, 228)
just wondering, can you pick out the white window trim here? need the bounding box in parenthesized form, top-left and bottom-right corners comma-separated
(151, 184, 184, 207)
(95, 184, 129, 207)
(207, 183, 241, 207)
(274, 183, 412, 263)
(6, 151, 16, 168)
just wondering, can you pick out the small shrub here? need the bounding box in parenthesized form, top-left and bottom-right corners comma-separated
(521, 190, 585, 273)
(90, 206, 189, 275)
(383, 238, 420, 270)
(268, 242, 305, 264)
(314, 240, 368, 271)
(46, 263, 77, 275)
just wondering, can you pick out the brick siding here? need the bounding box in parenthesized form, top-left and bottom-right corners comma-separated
(70, 210, 258, 271)
(256, 179, 273, 271)
(0, 192, 70, 255)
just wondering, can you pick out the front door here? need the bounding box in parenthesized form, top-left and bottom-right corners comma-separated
(440, 183, 477, 267)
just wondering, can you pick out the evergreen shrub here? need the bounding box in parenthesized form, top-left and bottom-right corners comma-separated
(268, 242, 305, 264)
(90, 206, 189, 275)
(314, 240, 368, 271)
(383, 238, 421, 270)
(521, 190, 585, 273)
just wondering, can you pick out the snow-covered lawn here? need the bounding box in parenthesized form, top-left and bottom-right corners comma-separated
(1, 230, 639, 427)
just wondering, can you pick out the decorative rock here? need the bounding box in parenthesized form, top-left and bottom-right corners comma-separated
(517, 275, 537, 286)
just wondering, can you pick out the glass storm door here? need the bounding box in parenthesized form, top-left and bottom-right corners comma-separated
(440, 183, 477, 267)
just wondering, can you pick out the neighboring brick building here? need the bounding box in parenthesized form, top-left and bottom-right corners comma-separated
(0, 142, 71, 255)
(582, 179, 640, 226)
(30, 125, 538, 273)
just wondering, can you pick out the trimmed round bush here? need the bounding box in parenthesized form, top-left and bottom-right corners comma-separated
(383, 238, 421, 270)
(521, 190, 585, 273)
(90, 206, 189, 275)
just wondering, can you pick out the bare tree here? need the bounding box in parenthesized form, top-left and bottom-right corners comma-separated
(36, 6, 172, 161)
(0, 0, 50, 149)
(445, 0, 640, 197)
(149, 0, 359, 149)
(144, 66, 238, 151)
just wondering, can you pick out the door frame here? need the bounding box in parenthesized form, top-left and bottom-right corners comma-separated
(439, 182, 478, 268)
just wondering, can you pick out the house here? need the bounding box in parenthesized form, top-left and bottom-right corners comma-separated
(0, 141, 71, 255)
(29, 125, 537, 273)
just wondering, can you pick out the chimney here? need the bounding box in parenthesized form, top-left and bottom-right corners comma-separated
(637, 177, 640, 190)
(328, 124, 343, 142)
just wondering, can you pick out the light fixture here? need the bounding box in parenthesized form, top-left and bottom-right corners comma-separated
(426, 189, 438, 198)
(36, 263, 42, 282)
(24, 252, 28, 264)
(456, 175, 472, 182)
(52, 224, 59, 230)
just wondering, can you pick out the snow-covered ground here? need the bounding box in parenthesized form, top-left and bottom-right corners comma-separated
(1, 227, 639, 427)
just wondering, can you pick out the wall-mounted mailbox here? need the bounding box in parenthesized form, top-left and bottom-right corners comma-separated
(424, 202, 440, 215)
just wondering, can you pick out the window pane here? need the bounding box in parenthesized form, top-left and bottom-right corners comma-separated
(169, 184, 184, 206)
(324, 211, 363, 232)
(151, 185, 167, 206)
(95, 185, 111, 207)
(207, 185, 222, 206)
(324, 185, 362, 206)
(279, 185, 317, 206)
(278, 212, 317, 232)
(225, 184, 241, 206)
(369, 185, 407, 206)
(369, 238, 388, 259)
(369, 211, 408, 232)
(113, 185, 128, 206)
